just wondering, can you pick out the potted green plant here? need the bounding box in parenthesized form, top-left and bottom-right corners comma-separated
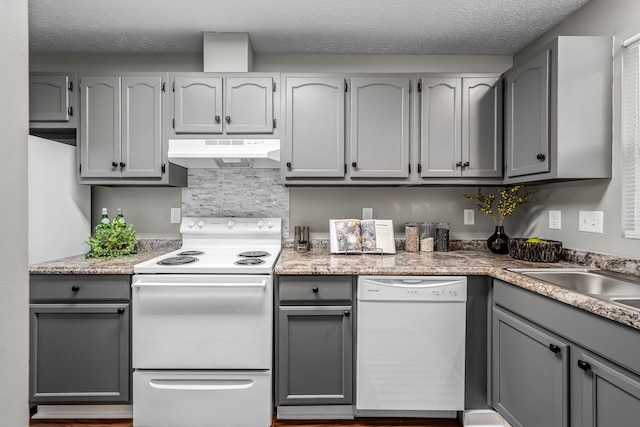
(463, 185, 534, 254)
(86, 215, 139, 259)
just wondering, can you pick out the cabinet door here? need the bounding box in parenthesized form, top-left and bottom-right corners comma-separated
(350, 77, 410, 178)
(79, 76, 121, 178)
(29, 74, 72, 123)
(505, 49, 551, 178)
(224, 77, 274, 134)
(492, 307, 569, 427)
(121, 76, 163, 178)
(576, 353, 640, 427)
(420, 77, 461, 177)
(462, 77, 502, 178)
(278, 306, 352, 405)
(284, 77, 345, 178)
(174, 76, 223, 133)
(30, 303, 130, 403)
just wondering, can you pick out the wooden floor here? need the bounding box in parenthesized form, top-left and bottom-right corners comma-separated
(30, 416, 462, 427)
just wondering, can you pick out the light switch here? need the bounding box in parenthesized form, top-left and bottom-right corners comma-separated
(578, 211, 603, 233)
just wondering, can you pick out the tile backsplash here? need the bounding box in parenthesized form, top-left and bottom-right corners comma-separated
(182, 168, 290, 237)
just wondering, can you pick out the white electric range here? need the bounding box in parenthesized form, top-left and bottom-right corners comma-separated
(131, 217, 281, 427)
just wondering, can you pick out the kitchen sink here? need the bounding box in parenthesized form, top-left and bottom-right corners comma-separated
(508, 268, 640, 309)
(610, 298, 640, 310)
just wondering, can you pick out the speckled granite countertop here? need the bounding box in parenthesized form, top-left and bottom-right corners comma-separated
(28, 239, 181, 275)
(275, 248, 640, 331)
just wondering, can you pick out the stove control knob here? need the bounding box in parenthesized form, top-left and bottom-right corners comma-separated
(257, 220, 265, 229)
(197, 220, 206, 228)
(266, 220, 275, 229)
(226, 219, 236, 229)
(187, 219, 195, 228)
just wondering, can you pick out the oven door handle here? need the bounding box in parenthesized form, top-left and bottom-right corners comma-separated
(149, 379, 254, 391)
(132, 280, 266, 289)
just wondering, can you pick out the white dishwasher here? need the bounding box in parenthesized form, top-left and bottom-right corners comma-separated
(356, 276, 467, 418)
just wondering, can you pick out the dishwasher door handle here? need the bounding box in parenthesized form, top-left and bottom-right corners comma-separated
(362, 278, 464, 288)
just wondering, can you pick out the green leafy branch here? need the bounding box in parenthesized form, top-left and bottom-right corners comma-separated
(463, 185, 534, 226)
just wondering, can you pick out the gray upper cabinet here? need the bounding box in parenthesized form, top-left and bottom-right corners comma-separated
(420, 76, 501, 179)
(79, 76, 122, 179)
(350, 77, 410, 179)
(504, 50, 550, 178)
(29, 73, 77, 128)
(224, 77, 274, 134)
(79, 73, 183, 186)
(171, 73, 277, 136)
(173, 76, 223, 134)
(504, 36, 612, 183)
(283, 76, 345, 178)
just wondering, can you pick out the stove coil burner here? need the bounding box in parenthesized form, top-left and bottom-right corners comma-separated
(235, 258, 266, 266)
(157, 256, 199, 266)
(177, 250, 205, 256)
(237, 251, 270, 258)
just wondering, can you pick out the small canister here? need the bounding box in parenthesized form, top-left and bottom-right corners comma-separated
(405, 223, 420, 252)
(435, 222, 450, 252)
(435, 222, 449, 252)
(420, 222, 435, 252)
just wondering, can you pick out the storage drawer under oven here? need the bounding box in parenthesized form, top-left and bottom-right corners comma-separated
(133, 370, 272, 427)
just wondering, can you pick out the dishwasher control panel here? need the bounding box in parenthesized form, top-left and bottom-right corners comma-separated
(357, 276, 467, 302)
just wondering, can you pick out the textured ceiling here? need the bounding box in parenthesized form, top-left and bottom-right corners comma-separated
(29, 0, 591, 55)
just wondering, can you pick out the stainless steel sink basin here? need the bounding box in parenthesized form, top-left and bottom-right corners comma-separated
(610, 298, 640, 310)
(508, 268, 640, 309)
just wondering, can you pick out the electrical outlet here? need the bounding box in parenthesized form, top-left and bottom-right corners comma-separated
(362, 207, 373, 220)
(578, 211, 603, 233)
(549, 210, 561, 230)
(464, 209, 475, 225)
(170, 208, 182, 224)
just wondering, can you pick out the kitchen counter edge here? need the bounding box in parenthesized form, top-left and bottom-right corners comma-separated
(275, 249, 640, 331)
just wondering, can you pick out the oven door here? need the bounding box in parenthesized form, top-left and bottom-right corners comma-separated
(132, 274, 272, 369)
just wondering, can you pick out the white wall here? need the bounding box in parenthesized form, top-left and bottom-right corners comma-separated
(509, 0, 640, 259)
(1, 0, 29, 425)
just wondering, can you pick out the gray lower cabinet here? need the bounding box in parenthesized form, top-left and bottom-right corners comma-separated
(492, 279, 640, 427)
(29, 274, 131, 405)
(504, 36, 612, 183)
(573, 351, 640, 427)
(29, 72, 77, 129)
(420, 76, 501, 179)
(492, 307, 569, 427)
(276, 276, 354, 417)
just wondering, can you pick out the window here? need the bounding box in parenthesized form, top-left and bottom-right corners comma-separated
(623, 34, 640, 239)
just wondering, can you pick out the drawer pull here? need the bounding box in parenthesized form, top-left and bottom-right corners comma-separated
(71, 285, 80, 292)
(549, 343, 561, 353)
(312, 286, 319, 293)
(578, 360, 591, 371)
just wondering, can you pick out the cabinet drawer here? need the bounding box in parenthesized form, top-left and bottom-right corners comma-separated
(279, 276, 352, 303)
(30, 274, 131, 301)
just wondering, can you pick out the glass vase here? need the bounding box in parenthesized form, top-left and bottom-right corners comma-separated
(487, 225, 509, 254)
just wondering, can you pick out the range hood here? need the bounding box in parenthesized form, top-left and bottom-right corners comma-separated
(168, 139, 281, 169)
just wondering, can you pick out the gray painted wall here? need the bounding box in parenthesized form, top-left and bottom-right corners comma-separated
(508, 0, 640, 259)
(1, 0, 29, 425)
